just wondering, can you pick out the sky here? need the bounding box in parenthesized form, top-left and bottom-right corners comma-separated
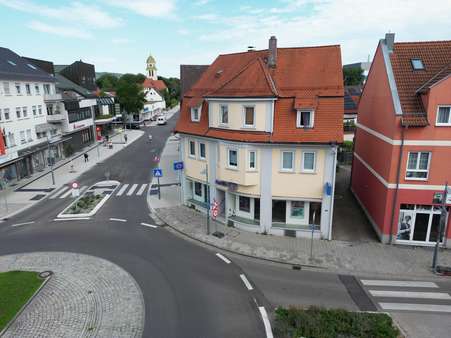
(0, 0, 450, 78)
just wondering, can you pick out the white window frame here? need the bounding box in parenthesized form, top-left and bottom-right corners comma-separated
(3, 82, 10, 95)
(188, 140, 196, 158)
(25, 83, 31, 95)
(228, 148, 238, 169)
(280, 150, 295, 172)
(32, 106, 37, 116)
(191, 106, 201, 122)
(22, 106, 27, 118)
(248, 150, 257, 171)
(38, 105, 42, 114)
(199, 142, 206, 160)
(4, 108, 10, 120)
(436, 106, 451, 126)
(220, 104, 229, 125)
(20, 131, 26, 144)
(296, 109, 314, 128)
(34, 84, 40, 95)
(15, 83, 21, 95)
(406, 151, 431, 181)
(301, 151, 317, 173)
(16, 107, 21, 119)
(242, 105, 255, 128)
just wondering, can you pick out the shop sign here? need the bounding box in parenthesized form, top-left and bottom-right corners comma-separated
(73, 123, 86, 130)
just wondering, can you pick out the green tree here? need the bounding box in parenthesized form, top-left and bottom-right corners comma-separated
(158, 76, 180, 108)
(96, 74, 119, 91)
(343, 67, 365, 86)
(115, 74, 146, 125)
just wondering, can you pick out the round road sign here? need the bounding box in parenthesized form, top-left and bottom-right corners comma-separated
(71, 182, 79, 189)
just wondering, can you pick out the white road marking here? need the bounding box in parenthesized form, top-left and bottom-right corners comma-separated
(369, 290, 451, 299)
(136, 184, 147, 196)
(258, 306, 274, 338)
(126, 183, 139, 196)
(379, 303, 451, 313)
(59, 186, 87, 199)
(50, 186, 69, 199)
(216, 253, 231, 264)
(240, 274, 253, 290)
(110, 218, 127, 222)
(116, 184, 129, 196)
(12, 221, 35, 227)
(54, 217, 91, 221)
(361, 280, 438, 288)
(140, 222, 157, 228)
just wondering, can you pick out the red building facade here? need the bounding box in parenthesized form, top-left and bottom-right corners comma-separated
(351, 34, 451, 247)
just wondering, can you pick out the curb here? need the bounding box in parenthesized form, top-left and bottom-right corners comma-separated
(0, 271, 53, 337)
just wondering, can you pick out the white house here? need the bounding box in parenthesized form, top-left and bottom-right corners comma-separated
(141, 54, 166, 121)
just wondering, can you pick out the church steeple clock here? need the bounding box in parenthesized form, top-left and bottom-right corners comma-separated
(146, 54, 157, 80)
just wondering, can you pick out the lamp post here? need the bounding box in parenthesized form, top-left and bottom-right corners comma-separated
(432, 182, 448, 273)
(47, 135, 55, 185)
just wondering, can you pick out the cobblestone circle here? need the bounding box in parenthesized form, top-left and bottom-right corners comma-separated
(0, 252, 145, 337)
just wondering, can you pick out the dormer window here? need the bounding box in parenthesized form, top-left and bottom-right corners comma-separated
(191, 106, 201, 122)
(296, 110, 314, 128)
(243, 106, 255, 128)
(411, 58, 424, 70)
(220, 105, 228, 125)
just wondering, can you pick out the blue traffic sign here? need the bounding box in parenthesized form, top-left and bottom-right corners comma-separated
(173, 161, 184, 171)
(153, 168, 163, 177)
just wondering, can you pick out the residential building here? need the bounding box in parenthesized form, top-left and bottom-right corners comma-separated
(180, 64, 209, 97)
(343, 61, 371, 82)
(141, 54, 166, 121)
(0, 47, 62, 183)
(343, 85, 362, 141)
(55, 60, 97, 91)
(175, 36, 343, 239)
(351, 33, 451, 247)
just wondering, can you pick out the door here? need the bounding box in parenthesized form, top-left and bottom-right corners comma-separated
(254, 198, 260, 221)
(272, 200, 286, 223)
(412, 213, 429, 242)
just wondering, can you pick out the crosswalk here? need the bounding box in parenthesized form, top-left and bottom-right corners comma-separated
(50, 183, 149, 199)
(360, 279, 451, 313)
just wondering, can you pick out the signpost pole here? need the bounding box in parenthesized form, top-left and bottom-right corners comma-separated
(206, 164, 210, 235)
(432, 182, 448, 272)
(157, 176, 161, 200)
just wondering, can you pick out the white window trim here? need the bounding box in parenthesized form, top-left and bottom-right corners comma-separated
(219, 104, 229, 126)
(296, 109, 315, 128)
(247, 150, 257, 171)
(242, 105, 256, 128)
(405, 151, 431, 181)
(191, 106, 201, 122)
(188, 140, 196, 158)
(436, 105, 451, 126)
(280, 150, 295, 172)
(301, 151, 317, 173)
(227, 148, 238, 169)
(199, 142, 206, 160)
(286, 200, 309, 225)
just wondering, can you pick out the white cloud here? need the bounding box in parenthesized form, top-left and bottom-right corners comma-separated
(193, 13, 219, 22)
(194, 0, 210, 5)
(112, 38, 130, 44)
(0, 0, 122, 28)
(105, 0, 175, 17)
(28, 20, 92, 39)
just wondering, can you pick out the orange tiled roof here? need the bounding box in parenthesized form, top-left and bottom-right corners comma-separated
(176, 45, 344, 144)
(143, 78, 167, 91)
(390, 41, 451, 114)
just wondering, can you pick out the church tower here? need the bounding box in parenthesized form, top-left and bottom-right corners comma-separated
(146, 54, 157, 80)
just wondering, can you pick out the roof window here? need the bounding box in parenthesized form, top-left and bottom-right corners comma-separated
(411, 58, 424, 70)
(27, 63, 37, 70)
(7, 60, 16, 66)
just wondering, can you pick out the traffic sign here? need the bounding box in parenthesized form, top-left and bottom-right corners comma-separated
(173, 161, 184, 171)
(153, 168, 163, 177)
(71, 182, 79, 189)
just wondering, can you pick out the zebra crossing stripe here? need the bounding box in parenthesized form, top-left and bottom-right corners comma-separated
(116, 184, 129, 196)
(361, 280, 438, 288)
(50, 186, 69, 199)
(136, 184, 147, 196)
(379, 303, 451, 313)
(59, 186, 87, 199)
(369, 290, 451, 300)
(126, 184, 138, 196)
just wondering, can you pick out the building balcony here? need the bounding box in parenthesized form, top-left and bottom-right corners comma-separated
(46, 113, 66, 123)
(44, 93, 63, 102)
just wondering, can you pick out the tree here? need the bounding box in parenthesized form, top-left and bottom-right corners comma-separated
(158, 76, 180, 108)
(115, 74, 146, 125)
(343, 67, 365, 86)
(96, 74, 119, 91)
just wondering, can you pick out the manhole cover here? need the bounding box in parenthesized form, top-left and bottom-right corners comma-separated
(39, 271, 53, 278)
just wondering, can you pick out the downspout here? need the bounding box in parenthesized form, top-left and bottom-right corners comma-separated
(328, 144, 338, 240)
(389, 125, 406, 244)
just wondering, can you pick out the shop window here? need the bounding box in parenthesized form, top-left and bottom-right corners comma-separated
(406, 152, 430, 179)
(239, 196, 250, 213)
(194, 182, 202, 197)
(290, 201, 305, 219)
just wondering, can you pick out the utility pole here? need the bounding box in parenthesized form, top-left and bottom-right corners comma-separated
(47, 136, 55, 185)
(432, 182, 448, 273)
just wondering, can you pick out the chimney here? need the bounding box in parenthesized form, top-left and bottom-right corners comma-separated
(385, 33, 395, 52)
(268, 36, 277, 68)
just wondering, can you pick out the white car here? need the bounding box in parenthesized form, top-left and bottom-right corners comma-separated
(157, 116, 167, 125)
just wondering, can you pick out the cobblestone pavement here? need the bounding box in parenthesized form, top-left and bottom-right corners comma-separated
(154, 206, 451, 278)
(0, 252, 144, 338)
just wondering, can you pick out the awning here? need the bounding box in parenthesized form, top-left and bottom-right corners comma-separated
(97, 97, 115, 105)
(294, 96, 318, 110)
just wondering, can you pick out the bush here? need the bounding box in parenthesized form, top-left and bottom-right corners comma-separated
(274, 306, 399, 338)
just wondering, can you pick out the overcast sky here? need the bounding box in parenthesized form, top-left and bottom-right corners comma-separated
(1, 0, 450, 78)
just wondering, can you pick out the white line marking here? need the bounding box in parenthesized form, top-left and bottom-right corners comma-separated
(258, 306, 274, 338)
(379, 303, 451, 313)
(216, 253, 231, 264)
(110, 218, 127, 222)
(140, 222, 157, 228)
(240, 274, 253, 290)
(116, 184, 129, 196)
(126, 183, 138, 196)
(50, 186, 69, 199)
(361, 280, 438, 288)
(60, 188, 75, 198)
(136, 184, 147, 196)
(370, 290, 451, 300)
(12, 221, 35, 227)
(53, 217, 91, 221)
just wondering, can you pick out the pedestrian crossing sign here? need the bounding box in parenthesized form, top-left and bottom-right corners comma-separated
(153, 168, 163, 177)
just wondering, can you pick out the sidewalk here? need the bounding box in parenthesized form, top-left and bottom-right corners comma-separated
(148, 138, 451, 279)
(0, 129, 144, 219)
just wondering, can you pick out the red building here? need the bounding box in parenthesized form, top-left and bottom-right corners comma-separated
(351, 33, 451, 248)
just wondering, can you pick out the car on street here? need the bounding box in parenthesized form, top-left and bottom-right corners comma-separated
(157, 116, 167, 125)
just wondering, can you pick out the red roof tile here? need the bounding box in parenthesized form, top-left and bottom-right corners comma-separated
(143, 78, 167, 91)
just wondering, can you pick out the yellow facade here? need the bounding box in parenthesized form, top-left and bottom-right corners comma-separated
(184, 140, 208, 182)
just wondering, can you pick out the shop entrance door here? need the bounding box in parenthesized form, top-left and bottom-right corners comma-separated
(412, 213, 429, 241)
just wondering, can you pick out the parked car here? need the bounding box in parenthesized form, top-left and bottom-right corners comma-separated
(157, 116, 167, 125)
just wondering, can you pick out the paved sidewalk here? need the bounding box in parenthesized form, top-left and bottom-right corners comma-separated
(0, 129, 143, 219)
(148, 136, 451, 279)
(0, 252, 144, 337)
